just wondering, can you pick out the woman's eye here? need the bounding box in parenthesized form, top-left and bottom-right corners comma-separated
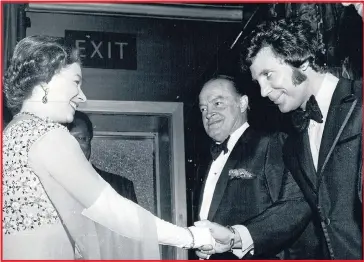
(266, 72, 273, 79)
(74, 80, 81, 85)
(200, 107, 206, 112)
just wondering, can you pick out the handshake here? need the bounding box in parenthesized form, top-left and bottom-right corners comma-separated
(187, 220, 242, 259)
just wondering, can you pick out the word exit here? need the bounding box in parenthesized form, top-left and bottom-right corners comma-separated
(65, 30, 137, 70)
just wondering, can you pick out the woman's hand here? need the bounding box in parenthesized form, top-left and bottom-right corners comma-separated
(186, 226, 215, 249)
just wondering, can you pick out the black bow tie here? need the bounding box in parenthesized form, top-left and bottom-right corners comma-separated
(291, 95, 323, 133)
(210, 136, 230, 161)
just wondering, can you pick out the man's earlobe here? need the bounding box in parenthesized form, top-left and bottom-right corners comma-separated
(239, 95, 249, 112)
(300, 61, 309, 71)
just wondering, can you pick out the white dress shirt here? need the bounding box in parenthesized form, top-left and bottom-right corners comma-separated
(308, 73, 339, 170)
(199, 122, 253, 258)
(199, 122, 250, 220)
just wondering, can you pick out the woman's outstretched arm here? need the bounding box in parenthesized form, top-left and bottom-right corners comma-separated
(29, 127, 213, 249)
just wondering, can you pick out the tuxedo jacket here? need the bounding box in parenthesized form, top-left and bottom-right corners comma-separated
(283, 78, 362, 259)
(93, 165, 138, 204)
(194, 128, 310, 259)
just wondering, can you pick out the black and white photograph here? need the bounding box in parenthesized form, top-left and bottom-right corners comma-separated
(2, 2, 363, 260)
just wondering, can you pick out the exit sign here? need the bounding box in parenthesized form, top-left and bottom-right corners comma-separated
(65, 30, 137, 70)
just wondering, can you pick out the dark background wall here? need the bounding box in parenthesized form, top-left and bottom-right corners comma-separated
(26, 12, 240, 102)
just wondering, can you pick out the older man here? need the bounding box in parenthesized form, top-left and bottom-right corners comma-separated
(194, 75, 309, 259)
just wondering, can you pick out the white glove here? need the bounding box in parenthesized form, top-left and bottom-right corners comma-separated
(188, 226, 216, 249)
(82, 184, 215, 249)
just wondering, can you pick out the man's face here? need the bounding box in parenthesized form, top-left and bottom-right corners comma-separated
(249, 46, 310, 113)
(69, 120, 92, 160)
(199, 79, 245, 143)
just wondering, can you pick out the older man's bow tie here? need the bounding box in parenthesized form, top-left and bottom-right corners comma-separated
(291, 95, 323, 133)
(210, 136, 230, 161)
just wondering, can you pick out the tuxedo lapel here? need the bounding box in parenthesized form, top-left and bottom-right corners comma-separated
(207, 128, 253, 221)
(207, 154, 238, 220)
(317, 79, 357, 177)
(295, 131, 317, 191)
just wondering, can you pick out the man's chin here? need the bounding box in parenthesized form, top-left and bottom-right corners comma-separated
(64, 114, 74, 124)
(208, 133, 220, 142)
(209, 134, 227, 143)
(278, 103, 292, 113)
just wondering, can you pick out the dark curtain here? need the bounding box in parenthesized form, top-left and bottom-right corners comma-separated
(2, 3, 27, 127)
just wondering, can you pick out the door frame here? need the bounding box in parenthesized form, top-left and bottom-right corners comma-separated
(79, 100, 187, 259)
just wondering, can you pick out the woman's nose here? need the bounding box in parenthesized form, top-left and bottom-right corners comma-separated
(77, 88, 87, 102)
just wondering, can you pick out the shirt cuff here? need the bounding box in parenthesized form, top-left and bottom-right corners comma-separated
(231, 225, 254, 258)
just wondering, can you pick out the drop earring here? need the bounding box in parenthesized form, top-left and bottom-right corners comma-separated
(42, 88, 49, 104)
(300, 61, 309, 71)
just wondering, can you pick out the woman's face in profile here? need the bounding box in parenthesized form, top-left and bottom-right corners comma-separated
(45, 63, 86, 123)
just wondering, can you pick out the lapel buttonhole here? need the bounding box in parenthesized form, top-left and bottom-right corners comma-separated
(341, 94, 356, 104)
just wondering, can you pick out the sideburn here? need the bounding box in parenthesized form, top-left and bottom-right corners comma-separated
(292, 69, 307, 86)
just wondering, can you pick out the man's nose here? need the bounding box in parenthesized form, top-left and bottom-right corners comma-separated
(259, 81, 273, 97)
(205, 108, 215, 119)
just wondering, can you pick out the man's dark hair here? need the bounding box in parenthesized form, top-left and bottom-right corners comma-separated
(68, 111, 94, 138)
(241, 18, 326, 72)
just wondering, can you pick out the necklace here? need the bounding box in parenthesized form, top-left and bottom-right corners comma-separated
(15, 111, 52, 123)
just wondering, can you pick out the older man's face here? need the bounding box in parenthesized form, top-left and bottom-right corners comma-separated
(69, 120, 92, 160)
(199, 79, 245, 143)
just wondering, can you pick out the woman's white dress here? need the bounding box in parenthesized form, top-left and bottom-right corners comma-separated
(3, 116, 160, 259)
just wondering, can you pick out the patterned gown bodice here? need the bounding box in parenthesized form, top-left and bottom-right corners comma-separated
(3, 117, 68, 235)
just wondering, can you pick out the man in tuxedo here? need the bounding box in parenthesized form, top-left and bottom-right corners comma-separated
(68, 111, 138, 203)
(194, 75, 312, 259)
(196, 18, 362, 259)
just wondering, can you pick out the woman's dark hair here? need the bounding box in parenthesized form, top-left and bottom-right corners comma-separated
(3, 35, 80, 114)
(241, 18, 326, 73)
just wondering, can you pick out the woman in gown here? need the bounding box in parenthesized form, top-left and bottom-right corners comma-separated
(2, 35, 214, 259)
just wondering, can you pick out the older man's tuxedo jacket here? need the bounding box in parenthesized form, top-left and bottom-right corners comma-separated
(194, 128, 310, 259)
(282, 78, 362, 259)
(93, 165, 138, 204)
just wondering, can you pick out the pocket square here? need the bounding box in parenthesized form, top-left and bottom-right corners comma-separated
(228, 168, 256, 179)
